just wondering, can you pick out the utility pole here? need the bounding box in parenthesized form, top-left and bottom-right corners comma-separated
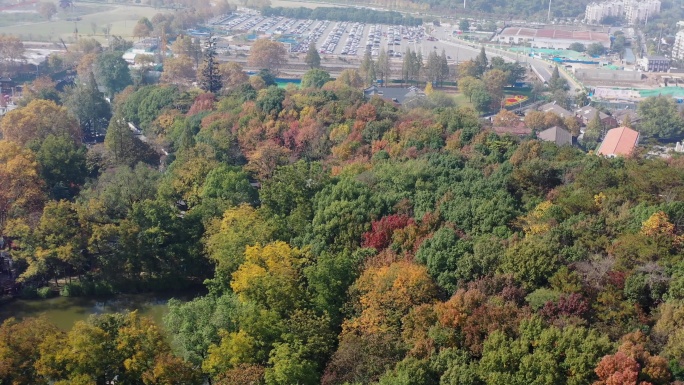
(548, 0, 552, 21)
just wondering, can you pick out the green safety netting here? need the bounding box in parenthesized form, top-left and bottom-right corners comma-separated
(508, 47, 586, 59)
(639, 87, 684, 98)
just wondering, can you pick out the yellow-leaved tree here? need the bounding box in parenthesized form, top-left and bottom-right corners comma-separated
(204, 204, 276, 292)
(0, 316, 61, 385)
(0, 99, 80, 146)
(344, 261, 437, 335)
(36, 312, 185, 384)
(0, 140, 45, 232)
(231, 241, 307, 315)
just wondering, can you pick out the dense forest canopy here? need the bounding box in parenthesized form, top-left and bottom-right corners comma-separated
(2, 47, 684, 385)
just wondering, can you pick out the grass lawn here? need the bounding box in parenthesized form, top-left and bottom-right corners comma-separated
(0, 2, 171, 43)
(452, 92, 473, 109)
(0, 12, 44, 28)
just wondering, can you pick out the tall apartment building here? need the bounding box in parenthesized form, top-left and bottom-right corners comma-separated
(585, 1, 624, 24)
(585, 0, 660, 25)
(673, 29, 684, 60)
(625, 0, 661, 24)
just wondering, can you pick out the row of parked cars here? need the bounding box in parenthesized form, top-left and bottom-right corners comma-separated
(256, 16, 284, 33)
(273, 18, 297, 35)
(292, 20, 330, 53)
(366, 24, 382, 56)
(340, 23, 365, 56)
(239, 16, 266, 31)
(318, 21, 350, 54)
(218, 13, 258, 30)
(288, 19, 315, 35)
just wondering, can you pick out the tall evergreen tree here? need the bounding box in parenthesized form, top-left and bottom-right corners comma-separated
(416, 51, 424, 83)
(200, 35, 222, 94)
(377, 48, 391, 85)
(64, 71, 111, 140)
(439, 49, 450, 86)
(402, 48, 422, 85)
(402, 48, 412, 85)
(426, 50, 440, 84)
(360, 49, 376, 86)
(305, 43, 321, 69)
(548, 66, 567, 91)
(475, 46, 488, 76)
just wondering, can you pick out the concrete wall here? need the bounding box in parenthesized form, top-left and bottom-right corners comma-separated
(573, 68, 643, 81)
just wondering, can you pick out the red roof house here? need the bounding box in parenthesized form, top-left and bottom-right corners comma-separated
(596, 126, 640, 157)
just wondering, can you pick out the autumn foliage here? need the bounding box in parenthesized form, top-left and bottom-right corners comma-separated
(4, 52, 684, 385)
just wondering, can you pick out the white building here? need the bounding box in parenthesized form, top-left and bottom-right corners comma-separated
(625, 0, 660, 24)
(584, 0, 660, 25)
(585, 1, 624, 24)
(673, 30, 684, 60)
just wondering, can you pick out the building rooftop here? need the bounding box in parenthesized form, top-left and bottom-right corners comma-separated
(576, 105, 610, 122)
(613, 109, 640, 124)
(539, 101, 573, 118)
(597, 126, 640, 156)
(500, 27, 538, 37)
(364, 86, 425, 104)
(537, 126, 573, 146)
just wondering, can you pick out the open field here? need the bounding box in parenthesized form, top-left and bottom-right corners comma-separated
(0, 12, 43, 27)
(0, 2, 171, 42)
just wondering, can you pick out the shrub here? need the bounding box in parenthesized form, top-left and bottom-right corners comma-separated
(37, 286, 55, 299)
(60, 282, 83, 297)
(19, 285, 39, 299)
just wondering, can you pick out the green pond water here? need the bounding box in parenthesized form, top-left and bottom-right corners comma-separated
(0, 292, 197, 331)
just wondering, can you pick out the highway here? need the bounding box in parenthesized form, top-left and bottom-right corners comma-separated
(430, 25, 583, 94)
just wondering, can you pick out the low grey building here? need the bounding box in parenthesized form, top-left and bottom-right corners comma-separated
(363, 86, 425, 105)
(641, 56, 670, 72)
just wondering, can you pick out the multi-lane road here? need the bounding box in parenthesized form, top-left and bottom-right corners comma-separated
(430, 25, 582, 93)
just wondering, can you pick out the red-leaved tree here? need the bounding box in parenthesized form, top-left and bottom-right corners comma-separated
(362, 214, 415, 251)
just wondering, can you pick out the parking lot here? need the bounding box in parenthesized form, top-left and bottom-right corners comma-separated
(214, 12, 435, 59)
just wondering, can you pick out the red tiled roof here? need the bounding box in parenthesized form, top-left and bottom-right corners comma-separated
(597, 126, 639, 156)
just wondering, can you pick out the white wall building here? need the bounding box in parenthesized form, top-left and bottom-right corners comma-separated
(673, 30, 684, 59)
(585, 1, 624, 24)
(585, 0, 660, 25)
(625, 0, 660, 24)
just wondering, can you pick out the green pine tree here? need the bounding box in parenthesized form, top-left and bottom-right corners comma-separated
(200, 35, 222, 94)
(305, 43, 321, 69)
